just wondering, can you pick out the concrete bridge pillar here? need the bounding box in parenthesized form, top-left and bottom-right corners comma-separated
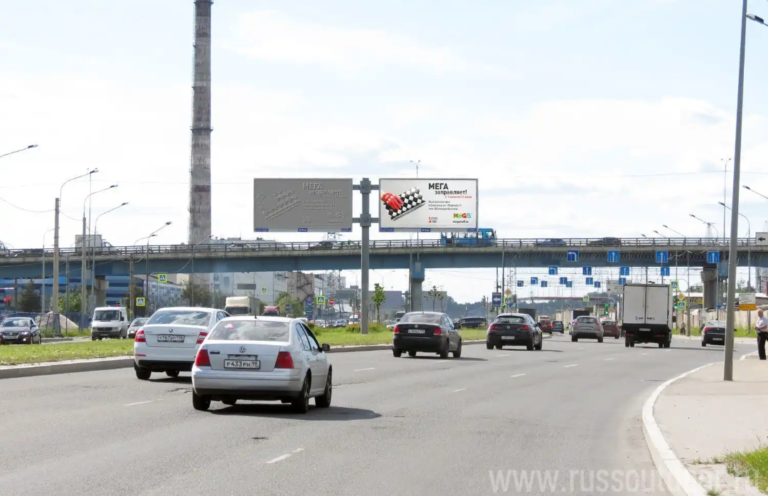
(700, 267, 717, 309)
(410, 261, 425, 312)
(94, 276, 109, 308)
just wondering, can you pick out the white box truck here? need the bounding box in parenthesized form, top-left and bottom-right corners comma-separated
(621, 283, 673, 348)
(224, 296, 260, 316)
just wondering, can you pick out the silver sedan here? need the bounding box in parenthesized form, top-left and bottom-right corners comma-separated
(570, 316, 604, 343)
(191, 316, 332, 414)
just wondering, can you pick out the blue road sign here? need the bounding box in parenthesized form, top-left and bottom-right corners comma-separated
(541, 281, 548, 288)
(582, 266, 593, 276)
(286, 303, 291, 312)
(716, 303, 725, 310)
(660, 266, 670, 277)
(619, 277, 627, 285)
(607, 250, 620, 263)
(707, 251, 720, 264)
(559, 277, 568, 285)
(620, 266, 630, 276)
(567, 250, 579, 262)
(531, 277, 539, 285)
(517, 281, 524, 287)
(492, 292, 502, 306)
(655, 251, 669, 264)
(566, 281, 573, 288)
(594, 281, 601, 288)
(586, 277, 594, 286)
(548, 266, 558, 276)
(306, 310, 313, 320)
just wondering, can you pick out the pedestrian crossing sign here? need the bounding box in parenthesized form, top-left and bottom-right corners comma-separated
(136, 297, 146, 307)
(157, 274, 167, 283)
(671, 281, 678, 290)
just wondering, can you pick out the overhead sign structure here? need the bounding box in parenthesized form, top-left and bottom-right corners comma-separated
(618, 277, 627, 286)
(582, 267, 592, 276)
(655, 251, 669, 264)
(585, 277, 593, 286)
(567, 250, 579, 262)
(253, 178, 354, 233)
(594, 281, 601, 289)
(660, 266, 670, 277)
(607, 250, 620, 263)
(157, 273, 168, 283)
(492, 292, 502, 307)
(548, 266, 558, 276)
(559, 277, 568, 285)
(378, 178, 478, 232)
(620, 266, 630, 276)
(530, 277, 539, 285)
(136, 297, 146, 307)
(740, 292, 757, 311)
(707, 251, 720, 264)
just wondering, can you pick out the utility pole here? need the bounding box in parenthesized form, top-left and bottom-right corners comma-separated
(52, 198, 60, 320)
(65, 256, 70, 313)
(80, 215, 87, 325)
(129, 255, 135, 320)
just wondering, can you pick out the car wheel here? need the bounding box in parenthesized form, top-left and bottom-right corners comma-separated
(165, 370, 180, 378)
(615, 335, 619, 339)
(534, 338, 543, 351)
(439, 341, 449, 359)
(630, 341, 635, 348)
(192, 391, 211, 411)
(658, 342, 663, 348)
(664, 341, 671, 349)
(393, 349, 402, 357)
(526, 340, 534, 351)
(701, 341, 706, 347)
(134, 365, 151, 381)
(571, 336, 578, 342)
(222, 399, 237, 406)
(625, 339, 630, 348)
(315, 369, 332, 408)
(91, 336, 96, 341)
(598, 337, 603, 343)
(495, 345, 502, 350)
(452, 340, 462, 358)
(408, 351, 417, 357)
(291, 376, 311, 414)
(486, 342, 493, 350)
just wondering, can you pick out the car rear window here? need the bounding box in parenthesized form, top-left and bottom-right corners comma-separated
(577, 317, 597, 324)
(602, 321, 616, 326)
(147, 310, 210, 327)
(209, 320, 291, 342)
(401, 313, 443, 324)
(2, 319, 29, 328)
(496, 316, 527, 324)
(461, 317, 486, 323)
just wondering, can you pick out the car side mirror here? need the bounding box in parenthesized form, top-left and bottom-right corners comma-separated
(321, 343, 331, 352)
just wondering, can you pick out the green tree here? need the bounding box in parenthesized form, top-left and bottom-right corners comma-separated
(58, 287, 82, 313)
(371, 283, 387, 323)
(19, 280, 40, 312)
(425, 285, 442, 311)
(275, 291, 304, 318)
(183, 282, 212, 307)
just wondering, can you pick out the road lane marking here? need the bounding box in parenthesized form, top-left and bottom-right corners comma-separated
(641, 353, 649, 356)
(578, 347, 584, 350)
(452, 388, 466, 393)
(354, 368, 375, 372)
(605, 358, 615, 361)
(496, 354, 510, 357)
(511, 373, 526, 378)
(430, 360, 449, 364)
(125, 400, 155, 407)
(292, 448, 304, 454)
(564, 364, 578, 368)
(266, 454, 292, 464)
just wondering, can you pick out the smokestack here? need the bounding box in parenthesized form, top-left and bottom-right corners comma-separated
(189, 0, 212, 246)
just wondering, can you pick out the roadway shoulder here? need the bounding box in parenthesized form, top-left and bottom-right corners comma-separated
(0, 356, 134, 380)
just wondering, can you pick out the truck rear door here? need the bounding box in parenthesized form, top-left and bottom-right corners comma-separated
(622, 285, 647, 325)
(645, 286, 670, 325)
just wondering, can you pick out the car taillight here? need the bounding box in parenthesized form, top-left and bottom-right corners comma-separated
(135, 330, 146, 343)
(703, 328, 709, 334)
(197, 331, 208, 344)
(519, 325, 530, 331)
(275, 351, 294, 369)
(433, 328, 442, 336)
(195, 348, 211, 367)
(393, 325, 400, 334)
(489, 324, 499, 331)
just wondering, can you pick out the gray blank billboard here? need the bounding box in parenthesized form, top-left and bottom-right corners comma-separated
(253, 179, 354, 233)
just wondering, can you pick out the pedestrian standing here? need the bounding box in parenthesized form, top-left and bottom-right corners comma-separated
(681, 322, 686, 336)
(755, 309, 768, 360)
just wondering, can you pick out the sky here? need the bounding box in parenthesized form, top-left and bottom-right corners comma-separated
(2, 0, 768, 302)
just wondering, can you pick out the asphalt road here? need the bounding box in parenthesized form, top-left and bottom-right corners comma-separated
(0, 335, 751, 496)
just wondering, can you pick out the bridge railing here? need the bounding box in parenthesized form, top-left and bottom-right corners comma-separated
(0, 237, 753, 259)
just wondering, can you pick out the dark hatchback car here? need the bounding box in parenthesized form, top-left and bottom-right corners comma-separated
(701, 321, 726, 347)
(460, 316, 488, 329)
(601, 320, 620, 339)
(393, 312, 463, 358)
(536, 238, 568, 247)
(587, 237, 622, 247)
(0, 317, 42, 345)
(486, 313, 543, 351)
(551, 321, 565, 333)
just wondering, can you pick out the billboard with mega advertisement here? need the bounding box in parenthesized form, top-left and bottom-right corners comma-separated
(378, 178, 478, 232)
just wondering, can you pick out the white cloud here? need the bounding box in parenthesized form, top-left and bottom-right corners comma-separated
(224, 10, 506, 76)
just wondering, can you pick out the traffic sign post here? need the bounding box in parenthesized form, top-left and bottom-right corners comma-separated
(517, 281, 524, 287)
(707, 251, 720, 264)
(530, 277, 539, 285)
(618, 277, 627, 286)
(492, 292, 502, 307)
(541, 281, 548, 288)
(157, 273, 167, 283)
(660, 266, 670, 277)
(607, 250, 620, 263)
(567, 250, 579, 262)
(548, 266, 558, 276)
(585, 277, 593, 286)
(655, 251, 669, 264)
(582, 267, 592, 276)
(594, 281, 601, 289)
(559, 277, 568, 285)
(136, 297, 146, 307)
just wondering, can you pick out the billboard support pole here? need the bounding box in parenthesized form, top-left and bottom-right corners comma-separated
(354, 178, 379, 335)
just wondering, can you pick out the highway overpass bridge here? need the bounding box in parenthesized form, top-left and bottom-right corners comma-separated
(0, 237, 760, 279)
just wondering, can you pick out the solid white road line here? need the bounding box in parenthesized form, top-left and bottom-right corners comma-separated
(511, 373, 526, 378)
(266, 454, 292, 464)
(292, 448, 304, 454)
(605, 358, 615, 361)
(354, 368, 375, 372)
(452, 388, 466, 393)
(125, 400, 155, 407)
(564, 364, 578, 368)
(740, 350, 758, 361)
(496, 354, 510, 357)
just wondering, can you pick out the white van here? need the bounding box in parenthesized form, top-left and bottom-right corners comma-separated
(91, 306, 129, 340)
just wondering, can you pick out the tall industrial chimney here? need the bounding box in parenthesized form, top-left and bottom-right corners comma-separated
(189, 0, 213, 247)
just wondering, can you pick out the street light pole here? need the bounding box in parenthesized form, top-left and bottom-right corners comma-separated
(0, 144, 38, 160)
(141, 222, 172, 313)
(720, 201, 753, 330)
(724, 0, 749, 382)
(80, 185, 117, 309)
(42, 228, 55, 313)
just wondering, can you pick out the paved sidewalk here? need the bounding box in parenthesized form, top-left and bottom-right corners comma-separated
(655, 357, 768, 494)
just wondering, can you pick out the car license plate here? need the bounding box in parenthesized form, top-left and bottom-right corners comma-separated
(409, 329, 425, 334)
(502, 336, 515, 340)
(157, 335, 185, 343)
(224, 360, 260, 369)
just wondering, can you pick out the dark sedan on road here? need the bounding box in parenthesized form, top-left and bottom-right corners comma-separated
(0, 317, 42, 345)
(587, 237, 622, 247)
(551, 320, 564, 333)
(536, 238, 568, 247)
(601, 320, 620, 339)
(701, 321, 726, 347)
(486, 313, 543, 351)
(459, 316, 488, 329)
(393, 312, 462, 358)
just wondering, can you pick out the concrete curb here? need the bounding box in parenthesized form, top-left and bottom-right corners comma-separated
(642, 363, 714, 496)
(0, 356, 134, 380)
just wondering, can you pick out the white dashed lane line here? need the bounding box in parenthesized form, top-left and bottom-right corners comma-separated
(605, 358, 615, 361)
(496, 355, 510, 357)
(266, 448, 305, 465)
(125, 400, 156, 407)
(354, 368, 375, 372)
(564, 364, 579, 368)
(452, 388, 466, 393)
(511, 373, 526, 378)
